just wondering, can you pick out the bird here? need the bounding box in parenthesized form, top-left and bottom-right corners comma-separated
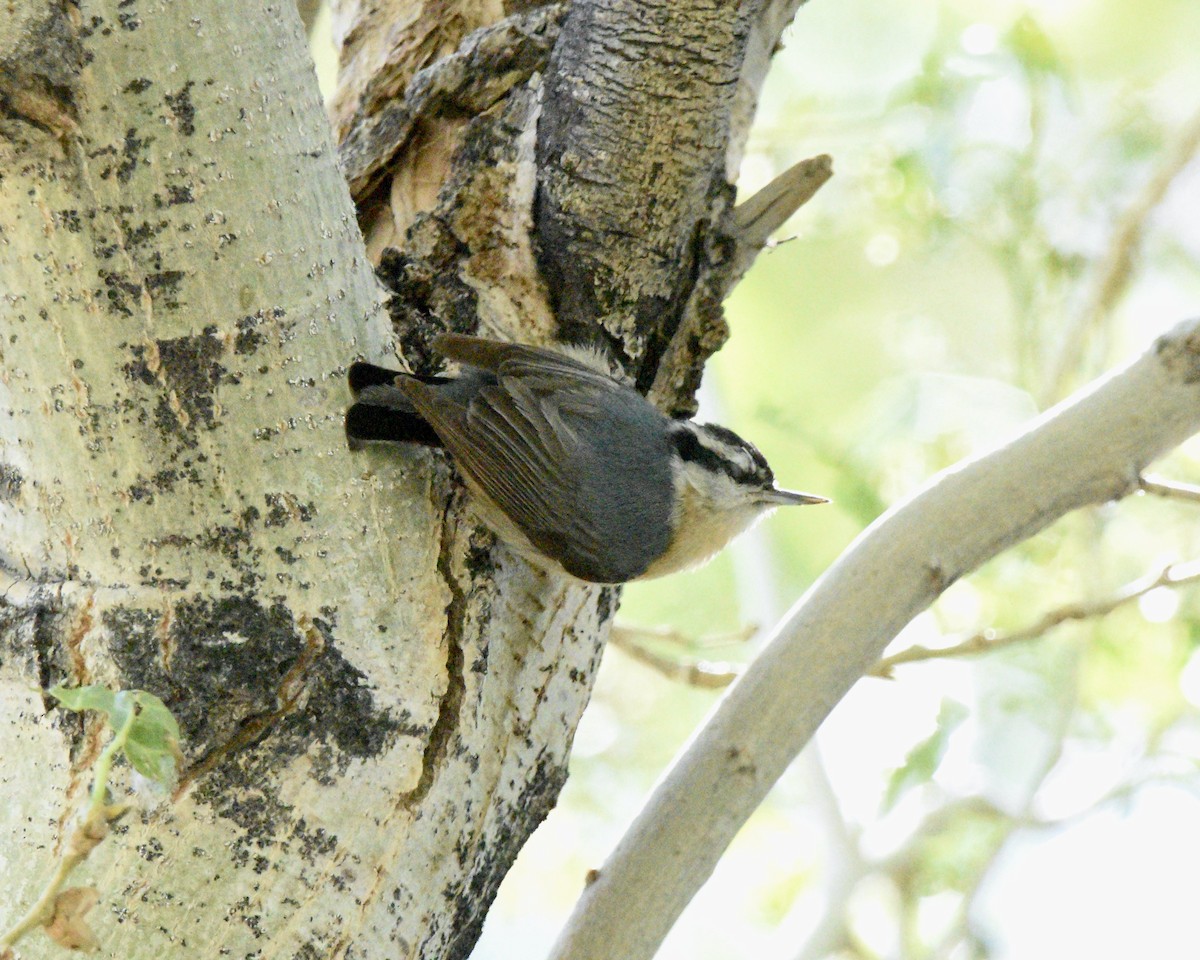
(346, 334, 827, 584)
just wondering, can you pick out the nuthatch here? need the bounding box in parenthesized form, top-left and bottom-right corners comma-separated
(346, 335, 827, 584)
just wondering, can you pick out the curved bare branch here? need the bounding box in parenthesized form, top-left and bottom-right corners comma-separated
(549, 318, 1200, 960)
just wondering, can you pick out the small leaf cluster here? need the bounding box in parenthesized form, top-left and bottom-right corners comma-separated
(49, 684, 182, 788)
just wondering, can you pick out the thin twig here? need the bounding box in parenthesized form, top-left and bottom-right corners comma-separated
(609, 624, 755, 689)
(1139, 473, 1200, 504)
(726, 155, 833, 282)
(610, 642, 739, 689)
(872, 560, 1200, 677)
(1046, 105, 1200, 400)
(0, 708, 136, 951)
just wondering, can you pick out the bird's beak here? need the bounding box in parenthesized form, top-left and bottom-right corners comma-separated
(760, 487, 829, 507)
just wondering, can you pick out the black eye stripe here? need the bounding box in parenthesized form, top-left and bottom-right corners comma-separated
(700, 424, 773, 474)
(671, 426, 725, 475)
(671, 424, 775, 486)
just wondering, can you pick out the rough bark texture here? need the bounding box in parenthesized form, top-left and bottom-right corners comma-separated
(532, 0, 811, 414)
(329, 0, 504, 139)
(338, 5, 564, 206)
(0, 3, 606, 959)
(535, 0, 751, 406)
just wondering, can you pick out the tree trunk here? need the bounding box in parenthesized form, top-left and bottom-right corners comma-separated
(1, 0, 787, 957)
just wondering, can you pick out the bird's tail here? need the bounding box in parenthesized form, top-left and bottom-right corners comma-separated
(345, 362, 446, 449)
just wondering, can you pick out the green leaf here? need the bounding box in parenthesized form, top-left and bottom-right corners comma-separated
(49, 685, 183, 787)
(48, 684, 117, 716)
(110, 690, 135, 736)
(123, 691, 183, 787)
(883, 699, 969, 812)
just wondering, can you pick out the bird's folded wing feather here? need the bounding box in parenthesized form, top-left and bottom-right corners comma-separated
(399, 364, 648, 582)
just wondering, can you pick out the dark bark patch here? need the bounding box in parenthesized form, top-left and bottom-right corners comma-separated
(0, 463, 24, 501)
(101, 270, 143, 316)
(230, 307, 289, 357)
(263, 492, 315, 527)
(595, 584, 620, 623)
(194, 746, 341, 874)
(464, 531, 497, 581)
(0, 588, 70, 699)
(53, 208, 82, 232)
(235, 314, 268, 355)
(105, 596, 407, 784)
(124, 327, 228, 440)
(164, 81, 196, 136)
(170, 604, 411, 865)
(162, 183, 194, 206)
(377, 232, 480, 371)
(119, 217, 168, 248)
(145, 269, 186, 308)
(124, 463, 201, 504)
(116, 127, 152, 182)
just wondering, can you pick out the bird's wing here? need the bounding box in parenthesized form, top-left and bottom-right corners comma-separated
(400, 346, 670, 582)
(433, 333, 625, 395)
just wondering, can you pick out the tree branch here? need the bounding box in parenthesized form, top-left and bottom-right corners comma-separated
(548, 318, 1200, 960)
(608, 624, 752, 689)
(1139, 473, 1200, 505)
(871, 559, 1200, 676)
(535, 0, 767, 399)
(726, 153, 833, 280)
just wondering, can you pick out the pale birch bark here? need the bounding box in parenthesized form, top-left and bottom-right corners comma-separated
(4, 0, 816, 957)
(0, 3, 607, 959)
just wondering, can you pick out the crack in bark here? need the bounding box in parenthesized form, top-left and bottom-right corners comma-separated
(317, 491, 475, 959)
(402, 490, 470, 807)
(63, 593, 95, 686)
